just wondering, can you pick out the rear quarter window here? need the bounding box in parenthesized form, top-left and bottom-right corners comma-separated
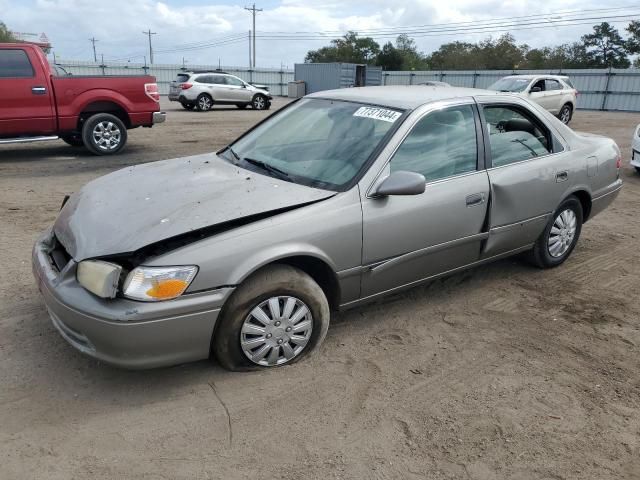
(0, 49, 35, 78)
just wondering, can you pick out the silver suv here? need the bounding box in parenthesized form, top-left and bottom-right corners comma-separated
(169, 71, 272, 111)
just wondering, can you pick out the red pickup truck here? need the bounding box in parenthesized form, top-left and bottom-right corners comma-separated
(0, 43, 165, 155)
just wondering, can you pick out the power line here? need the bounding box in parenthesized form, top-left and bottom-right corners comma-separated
(244, 3, 262, 67)
(142, 29, 157, 64)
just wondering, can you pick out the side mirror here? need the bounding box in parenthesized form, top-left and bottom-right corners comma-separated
(530, 86, 542, 93)
(373, 170, 426, 197)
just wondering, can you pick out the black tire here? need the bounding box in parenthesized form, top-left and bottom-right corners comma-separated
(213, 265, 330, 371)
(635, 166, 640, 174)
(251, 94, 269, 110)
(81, 113, 127, 156)
(529, 196, 583, 268)
(181, 102, 195, 110)
(60, 134, 84, 147)
(196, 94, 213, 111)
(558, 103, 573, 124)
(236, 103, 248, 109)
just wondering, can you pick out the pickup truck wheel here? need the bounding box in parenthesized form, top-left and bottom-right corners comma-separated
(528, 196, 583, 269)
(196, 94, 213, 111)
(559, 104, 573, 124)
(212, 265, 330, 371)
(252, 94, 268, 110)
(61, 134, 84, 147)
(82, 113, 127, 155)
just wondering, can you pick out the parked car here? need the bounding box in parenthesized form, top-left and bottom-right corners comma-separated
(417, 81, 451, 87)
(168, 71, 272, 111)
(632, 124, 640, 174)
(487, 75, 577, 124)
(33, 86, 622, 371)
(0, 43, 165, 155)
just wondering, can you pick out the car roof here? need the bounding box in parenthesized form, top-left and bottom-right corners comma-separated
(502, 74, 569, 80)
(306, 85, 500, 110)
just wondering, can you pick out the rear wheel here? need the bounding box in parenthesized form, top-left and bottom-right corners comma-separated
(196, 94, 213, 112)
(559, 103, 573, 124)
(213, 265, 330, 371)
(60, 134, 84, 147)
(528, 196, 583, 268)
(81, 113, 127, 156)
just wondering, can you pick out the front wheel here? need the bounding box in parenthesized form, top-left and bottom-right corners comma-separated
(81, 113, 127, 155)
(212, 265, 330, 371)
(528, 196, 583, 268)
(559, 104, 573, 124)
(252, 94, 269, 110)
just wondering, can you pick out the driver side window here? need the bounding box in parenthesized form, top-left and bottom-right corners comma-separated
(390, 105, 478, 182)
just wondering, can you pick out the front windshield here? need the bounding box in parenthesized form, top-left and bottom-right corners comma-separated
(226, 98, 403, 190)
(488, 77, 531, 93)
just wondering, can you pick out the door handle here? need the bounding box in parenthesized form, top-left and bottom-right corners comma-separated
(466, 192, 485, 207)
(32, 86, 47, 95)
(556, 171, 569, 182)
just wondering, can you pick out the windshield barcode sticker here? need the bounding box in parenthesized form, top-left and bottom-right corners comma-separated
(353, 107, 401, 123)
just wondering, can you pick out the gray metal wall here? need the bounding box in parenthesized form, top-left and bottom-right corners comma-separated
(382, 68, 640, 112)
(55, 60, 294, 96)
(55, 60, 640, 112)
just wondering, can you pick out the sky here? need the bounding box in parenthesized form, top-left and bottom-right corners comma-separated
(2, 0, 639, 68)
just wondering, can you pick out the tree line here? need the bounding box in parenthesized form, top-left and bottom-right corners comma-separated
(305, 22, 640, 70)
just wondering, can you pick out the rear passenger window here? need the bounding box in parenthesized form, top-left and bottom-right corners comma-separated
(390, 105, 478, 181)
(212, 76, 227, 85)
(0, 49, 34, 78)
(483, 106, 552, 167)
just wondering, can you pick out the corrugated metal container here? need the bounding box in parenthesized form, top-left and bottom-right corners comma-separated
(294, 63, 381, 94)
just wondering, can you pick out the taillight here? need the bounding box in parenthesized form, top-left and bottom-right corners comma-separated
(144, 83, 160, 102)
(575, 89, 580, 97)
(616, 154, 621, 169)
(181, 83, 193, 90)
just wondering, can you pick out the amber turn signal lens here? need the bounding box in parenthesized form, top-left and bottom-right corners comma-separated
(146, 279, 189, 299)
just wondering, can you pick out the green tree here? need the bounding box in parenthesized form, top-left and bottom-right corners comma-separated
(305, 31, 380, 64)
(626, 20, 640, 54)
(376, 42, 403, 70)
(427, 41, 478, 69)
(581, 22, 630, 68)
(0, 21, 17, 42)
(395, 34, 428, 69)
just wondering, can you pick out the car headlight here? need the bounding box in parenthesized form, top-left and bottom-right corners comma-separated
(123, 265, 198, 301)
(77, 260, 122, 298)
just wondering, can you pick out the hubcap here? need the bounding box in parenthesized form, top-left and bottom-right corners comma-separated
(92, 121, 121, 151)
(240, 296, 313, 367)
(254, 96, 265, 109)
(548, 208, 577, 258)
(561, 107, 571, 123)
(199, 97, 211, 110)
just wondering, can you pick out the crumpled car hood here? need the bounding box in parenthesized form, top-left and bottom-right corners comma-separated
(54, 153, 334, 261)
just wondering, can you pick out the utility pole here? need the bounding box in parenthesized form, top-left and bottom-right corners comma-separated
(244, 3, 262, 68)
(142, 29, 157, 64)
(89, 37, 98, 62)
(248, 30, 252, 69)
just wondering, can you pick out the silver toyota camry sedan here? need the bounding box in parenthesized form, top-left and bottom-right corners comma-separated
(33, 86, 623, 370)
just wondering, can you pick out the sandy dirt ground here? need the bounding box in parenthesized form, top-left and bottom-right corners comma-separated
(1, 98, 639, 480)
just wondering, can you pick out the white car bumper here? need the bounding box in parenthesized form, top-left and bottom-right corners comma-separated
(632, 125, 640, 168)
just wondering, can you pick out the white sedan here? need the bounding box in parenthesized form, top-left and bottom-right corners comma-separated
(632, 125, 640, 174)
(488, 75, 578, 124)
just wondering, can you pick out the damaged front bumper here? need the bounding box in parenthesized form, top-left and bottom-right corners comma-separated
(32, 228, 233, 369)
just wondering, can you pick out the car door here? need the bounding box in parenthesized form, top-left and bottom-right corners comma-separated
(224, 75, 252, 102)
(544, 79, 564, 114)
(477, 99, 575, 257)
(206, 75, 230, 102)
(526, 78, 548, 109)
(360, 102, 491, 298)
(0, 47, 55, 136)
